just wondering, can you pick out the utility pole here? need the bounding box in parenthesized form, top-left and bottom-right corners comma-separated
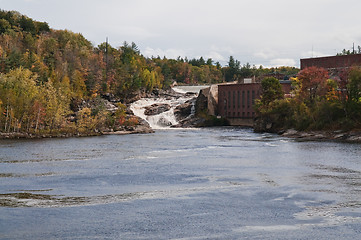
(105, 37, 108, 82)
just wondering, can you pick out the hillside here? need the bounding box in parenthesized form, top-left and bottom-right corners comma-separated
(0, 10, 299, 137)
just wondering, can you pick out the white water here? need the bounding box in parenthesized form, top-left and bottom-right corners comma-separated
(172, 85, 209, 94)
(130, 98, 182, 129)
(130, 86, 204, 129)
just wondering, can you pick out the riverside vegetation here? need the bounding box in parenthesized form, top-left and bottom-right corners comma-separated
(255, 66, 361, 141)
(0, 10, 298, 138)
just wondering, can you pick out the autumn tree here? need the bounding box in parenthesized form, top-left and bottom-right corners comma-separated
(297, 66, 329, 102)
(0, 68, 39, 132)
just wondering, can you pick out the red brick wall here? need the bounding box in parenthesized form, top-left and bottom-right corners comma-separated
(281, 82, 292, 94)
(301, 54, 361, 70)
(218, 82, 292, 119)
(218, 83, 261, 119)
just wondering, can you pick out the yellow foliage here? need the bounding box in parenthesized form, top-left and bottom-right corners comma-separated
(76, 107, 97, 132)
(71, 70, 87, 99)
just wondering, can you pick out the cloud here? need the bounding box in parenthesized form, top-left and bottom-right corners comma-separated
(254, 49, 278, 60)
(143, 47, 186, 59)
(269, 58, 296, 67)
(205, 51, 226, 62)
(300, 51, 330, 59)
(3, 0, 361, 68)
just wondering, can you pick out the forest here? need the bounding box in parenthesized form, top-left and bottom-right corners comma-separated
(0, 10, 298, 136)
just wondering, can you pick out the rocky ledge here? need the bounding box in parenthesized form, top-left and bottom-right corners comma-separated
(144, 103, 171, 116)
(280, 129, 361, 143)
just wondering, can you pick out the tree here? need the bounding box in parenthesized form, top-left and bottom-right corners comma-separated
(0, 19, 10, 34)
(19, 16, 36, 35)
(260, 77, 284, 105)
(35, 21, 50, 33)
(71, 70, 87, 100)
(347, 67, 361, 102)
(0, 68, 39, 132)
(225, 56, 241, 82)
(240, 62, 253, 78)
(297, 66, 329, 101)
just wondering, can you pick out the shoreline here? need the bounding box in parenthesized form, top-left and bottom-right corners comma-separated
(279, 128, 361, 143)
(2, 126, 361, 144)
(0, 128, 154, 140)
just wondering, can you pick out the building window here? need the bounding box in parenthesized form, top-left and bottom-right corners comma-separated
(252, 90, 255, 105)
(233, 91, 236, 109)
(237, 91, 240, 108)
(242, 91, 245, 108)
(247, 90, 250, 108)
(228, 91, 231, 108)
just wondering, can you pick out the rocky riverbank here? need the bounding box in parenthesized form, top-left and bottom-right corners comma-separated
(0, 92, 157, 139)
(0, 119, 154, 139)
(280, 129, 361, 143)
(0, 86, 225, 139)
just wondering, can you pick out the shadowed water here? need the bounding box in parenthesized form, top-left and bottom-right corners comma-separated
(1, 128, 361, 239)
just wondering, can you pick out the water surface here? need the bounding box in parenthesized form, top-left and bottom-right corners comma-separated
(1, 128, 361, 239)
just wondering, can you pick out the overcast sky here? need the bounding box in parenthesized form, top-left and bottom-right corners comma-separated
(1, 0, 361, 67)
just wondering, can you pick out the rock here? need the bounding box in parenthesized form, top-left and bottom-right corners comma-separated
(101, 93, 121, 103)
(282, 129, 299, 137)
(172, 116, 206, 128)
(157, 117, 173, 127)
(104, 101, 118, 113)
(144, 103, 171, 116)
(333, 133, 347, 140)
(207, 84, 219, 116)
(133, 117, 154, 133)
(194, 85, 219, 116)
(346, 135, 361, 142)
(174, 99, 195, 121)
(313, 133, 327, 139)
(195, 88, 209, 115)
(254, 116, 276, 133)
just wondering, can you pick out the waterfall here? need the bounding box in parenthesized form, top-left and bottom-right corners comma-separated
(130, 98, 182, 129)
(130, 86, 208, 129)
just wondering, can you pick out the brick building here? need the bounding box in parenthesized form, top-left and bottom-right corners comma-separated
(218, 81, 292, 125)
(300, 54, 361, 70)
(218, 83, 260, 120)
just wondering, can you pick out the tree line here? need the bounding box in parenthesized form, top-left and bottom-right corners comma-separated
(0, 10, 299, 135)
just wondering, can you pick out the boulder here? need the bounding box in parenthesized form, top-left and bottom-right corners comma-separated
(195, 88, 209, 114)
(174, 98, 195, 121)
(156, 117, 173, 127)
(133, 117, 154, 133)
(195, 85, 219, 116)
(144, 103, 171, 116)
(171, 116, 206, 128)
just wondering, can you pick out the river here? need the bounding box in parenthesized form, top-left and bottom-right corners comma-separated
(1, 128, 361, 239)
